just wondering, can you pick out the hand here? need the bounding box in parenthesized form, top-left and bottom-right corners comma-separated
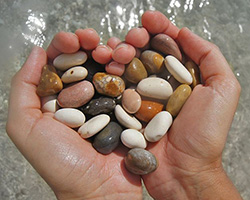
(6, 31, 142, 199)
(137, 11, 242, 200)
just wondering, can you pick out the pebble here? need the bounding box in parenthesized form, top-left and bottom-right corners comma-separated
(140, 50, 164, 74)
(57, 80, 94, 108)
(54, 108, 85, 128)
(121, 129, 147, 149)
(150, 34, 182, 61)
(124, 58, 148, 84)
(136, 77, 173, 100)
(53, 51, 88, 71)
(61, 66, 88, 84)
(78, 114, 110, 138)
(144, 111, 172, 142)
(164, 55, 193, 84)
(121, 89, 141, 114)
(41, 95, 59, 113)
(124, 148, 158, 175)
(37, 65, 63, 97)
(114, 105, 142, 130)
(82, 97, 116, 115)
(185, 60, 201, 88)
(135, 100, 164, 123)
(93, 72, 125, 97)
(166, 84, 192, 117)
(93, 122, 123, 154)
(105, 61, 125, 76)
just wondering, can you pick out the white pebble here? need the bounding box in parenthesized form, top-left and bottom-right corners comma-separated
(121, 129, 147, 149)
(114, 105, 142, 130)
(54, 108, 85, 128)
(53, 51, 87, 71)
(41, 95, 58, 113)
(61, 66, 88, 83)
(144, 111, 172, 142)
(164, 55, 193, 84)
(78, 114, 110, 138)
(137, 77, 173, 100)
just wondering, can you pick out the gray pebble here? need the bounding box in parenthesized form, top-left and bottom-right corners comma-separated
(93, 122, 123, 154)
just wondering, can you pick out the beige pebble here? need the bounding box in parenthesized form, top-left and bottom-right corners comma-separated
(144, 111, 172, 142)
(41, 95, 59, 113)
(78, 114, 110, 138)
(122, 89, 141, 114)
(54, 108, 85, 128)
(137, 77, 173, 100)
(121, 129, 147, 149)
(53, 51, 87, 71)
(164, 55, 193, 84)
(61, 66, 88, 83)
(114, 105, 142, 130)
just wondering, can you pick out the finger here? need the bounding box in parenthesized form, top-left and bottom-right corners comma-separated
(6, 46, 46, 147)
(112, 43, 136, 64)
(141, 10, 180, 39)
(125, 27, 150, 48)
(46, 31, 80, 61)
(92, 45, 112, 64)
(75, 28, 100, 50)
(107, 37, 121, 49)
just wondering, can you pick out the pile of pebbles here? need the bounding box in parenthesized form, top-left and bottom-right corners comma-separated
(37, 33, 200, 175)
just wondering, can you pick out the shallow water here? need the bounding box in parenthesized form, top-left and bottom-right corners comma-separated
(0, 0, 250, 199)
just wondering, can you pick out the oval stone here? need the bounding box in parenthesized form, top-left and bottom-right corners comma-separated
(124, 148, 158, 175)
(54, 108, 85, 128)
(166, 84, 192, 117)
(185, 60, 201, 88)
(114, 105, 142, 130)
(140, 50, 164, 74)
(122, 89, 141, 114)
(121, 129, 147, 149)
(53, 51, 87, 71)
(124, 58, 148, 84)
(37, 65, 63, 97)
(41, 95, 59, 113)
(82, 97, 116, 115)
(135, 100, 164, 123)
(164, 55, 193, 84)
(78, 114, 110, 138)
(61, 66, 88, 83)
(57, 80, 94, 108)
(137, 77, 173, 100)
(150, 34, 182, 61)
(93, 72, 125, 97)
(144, 111, 172, 142)
(93, 122, 123, 154)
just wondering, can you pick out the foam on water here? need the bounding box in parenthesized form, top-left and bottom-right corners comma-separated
(1, 0, 250, 199)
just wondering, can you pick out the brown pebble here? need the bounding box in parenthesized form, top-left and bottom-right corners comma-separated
(93, 72, 125, 97)
(151, 34, 182, 61)
(57, 80, 94, 108)
(135, 100, 164, 123)
(185, 60, 201, 88)
(124, 58, 148, 84)
(166, 84, 192, 117)
(37, 65, 63, 97)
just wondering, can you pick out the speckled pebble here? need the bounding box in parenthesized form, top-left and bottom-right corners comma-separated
(61, 66, 88, 83)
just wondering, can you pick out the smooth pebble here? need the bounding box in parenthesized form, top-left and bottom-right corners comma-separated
(54, 108, 85, 128)
(41, 95, 59, 113)
(93, 122, 123, 154)
(114, 105, 142, 130)
(78, 114, 110, 138)
(121, 129, 147, 149)
(185, 60, 201, 88)
(164, 55, 193, 84)
(122, 89, 141, 114)
(144, 111, 172, 142)
(61, 66, 88, 83)
(124, 148, 158, 175)
(53, 51, 87, 71)
(137, 77, 173, 100)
